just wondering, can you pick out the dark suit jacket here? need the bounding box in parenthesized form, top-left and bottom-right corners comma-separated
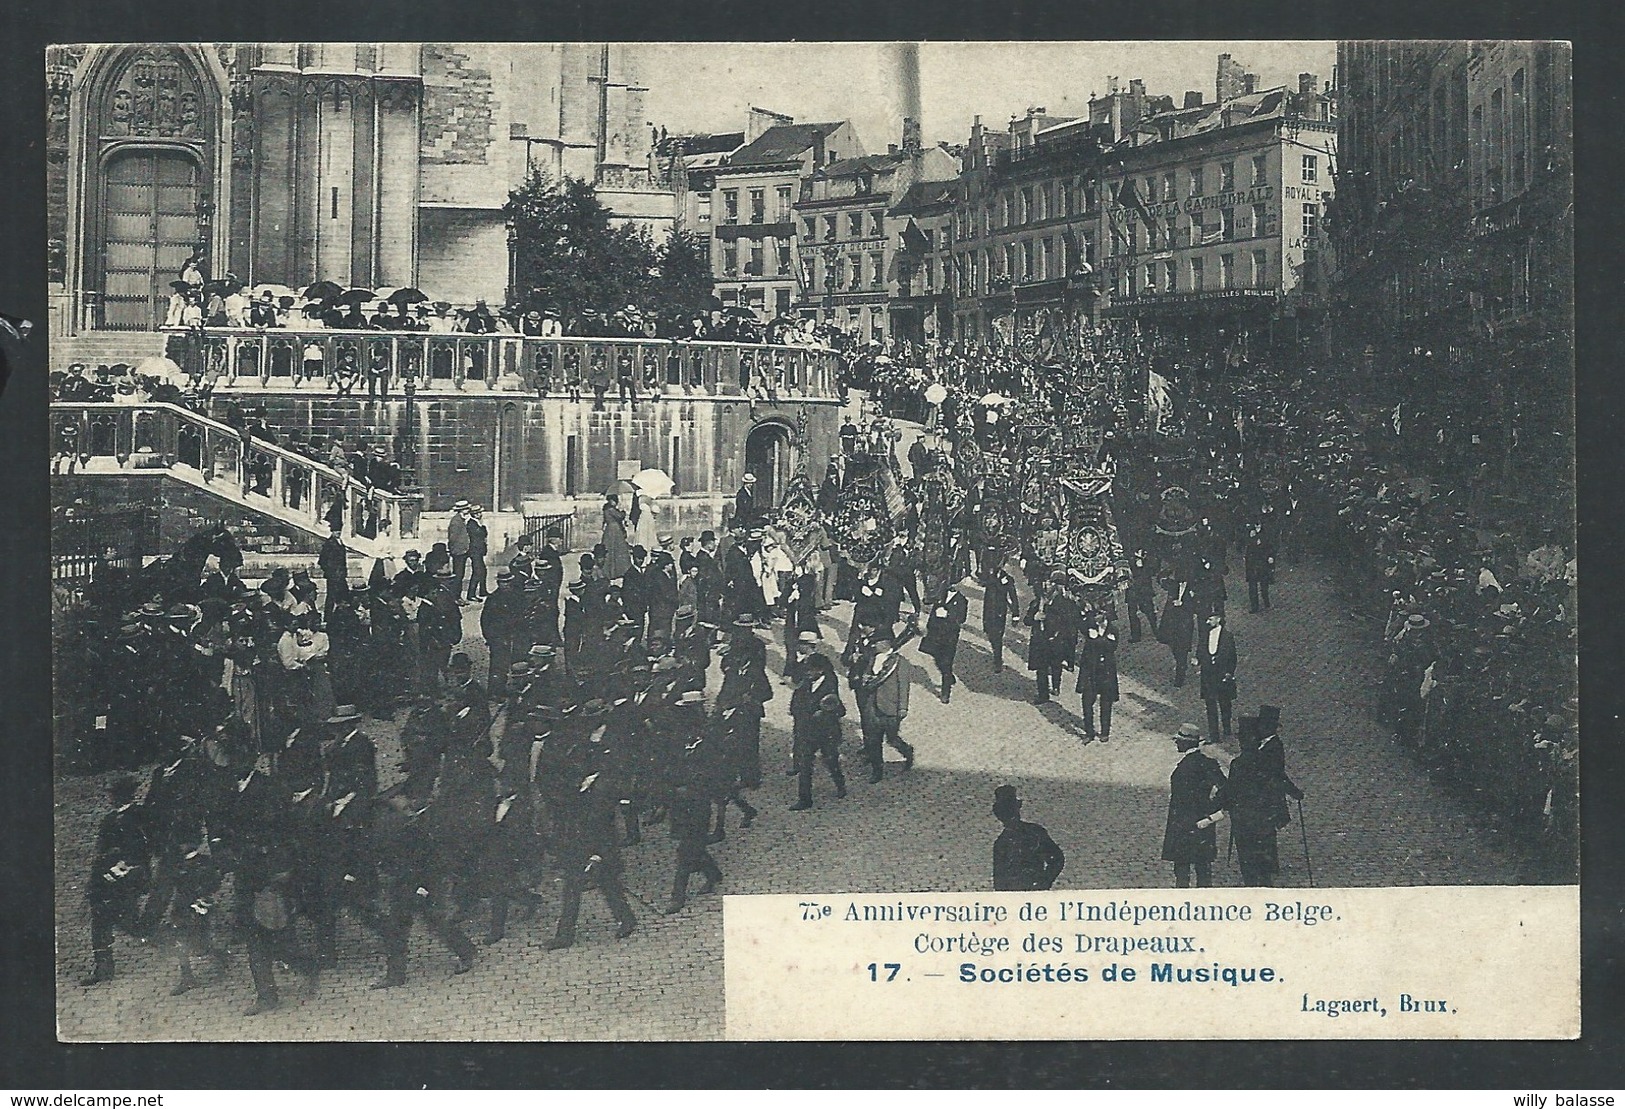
(1162, 749, 1227, 863)
(1195, 627, 1238, 701)
(981, 570, 1019, 633)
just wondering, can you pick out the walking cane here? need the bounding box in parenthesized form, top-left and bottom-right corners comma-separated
(1296, 797, 1314, 887)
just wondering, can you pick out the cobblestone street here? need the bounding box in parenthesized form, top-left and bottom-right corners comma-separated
(55, 558, 1523, 1041)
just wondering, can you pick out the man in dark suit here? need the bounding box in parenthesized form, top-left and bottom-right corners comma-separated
(733, 473, 759, 530)
(1024, 579, 1079, 704)
(79, 776, 154, 985)
(480, 569, 526, 698)
(548, 767, 638, 949)
(1256, 703, 1304, 829)
(1125, 549, 1158, 642)
(464, 506, 489, 602)
(1222, 716, 1292, 885)
(1244, 523, 1277, 613)
(692, 531, 724, 632)
(991, 785, 1065, 891)
(981, 559, 1020, 671)
(319, 525, 349, 618)
(1196, 613, 1238, 742)
(1074, 613, 1120, 740)
(921, 579, 969, 704)
(1162, 723, 1228, 888)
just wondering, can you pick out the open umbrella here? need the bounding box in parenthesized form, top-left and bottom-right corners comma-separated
(252, 283, 295, 301)
(389, 287, 430, 306)
(604, 478, 637, 497)
(979, 392, 1013, 406)
(630, 468, 676, 498)
(303, 280, 344, 301)
(338, 288, 378, 305)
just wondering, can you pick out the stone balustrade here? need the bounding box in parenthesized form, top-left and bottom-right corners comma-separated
(50, 401, 422, 546)
(163, 327, 844, 400)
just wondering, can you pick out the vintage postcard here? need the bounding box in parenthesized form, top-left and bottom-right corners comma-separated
(47, 40, 1576, 1041)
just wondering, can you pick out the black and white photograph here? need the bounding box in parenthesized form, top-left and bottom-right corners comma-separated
(43, 40, 1576, 1041)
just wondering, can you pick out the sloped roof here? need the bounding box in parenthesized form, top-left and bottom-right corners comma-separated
(655, 131, 744, 158)
(821, 152, 909, 178)
(730, 122, 846, 166)
(889, 180, 958, 215)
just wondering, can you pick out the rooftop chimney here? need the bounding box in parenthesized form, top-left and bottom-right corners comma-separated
(1184, 90, 1204, 109)
(1129, 78, 1146, 97)
(901, 116, 922, 154)
(888, 143, 898, 155)
(1299, 72, 1317, 96)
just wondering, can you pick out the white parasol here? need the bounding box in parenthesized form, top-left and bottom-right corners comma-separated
(630, 468, 676, 498)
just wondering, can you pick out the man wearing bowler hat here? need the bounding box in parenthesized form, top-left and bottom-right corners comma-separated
(1162, 723, 1228, 888)
(991, 785, 1065, 891)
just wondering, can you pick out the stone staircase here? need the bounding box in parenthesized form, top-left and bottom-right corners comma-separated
(52, 329, 169, 369)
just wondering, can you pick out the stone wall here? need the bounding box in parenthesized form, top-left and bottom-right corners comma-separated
(206, 393, 841, 514)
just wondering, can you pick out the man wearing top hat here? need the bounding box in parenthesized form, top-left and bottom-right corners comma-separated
(1255, 704, 1303, 829)
(1222, 716, 1291, 886)
(991, 785, 1065, 892)
(1162, 723, 1228, 888)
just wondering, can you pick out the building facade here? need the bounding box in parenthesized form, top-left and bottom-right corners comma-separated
(695, 119, 862, 319)
(46, 42, 676, 335)
(887, 180, 958, 345)
(950, 106, 1110, 342)
(1095, 77, 1337, 356)
(794, 127, 958, 340)
(1328, 40, 1572, 477)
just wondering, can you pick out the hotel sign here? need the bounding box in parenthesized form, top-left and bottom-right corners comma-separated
(1111, 184, 1275, 219)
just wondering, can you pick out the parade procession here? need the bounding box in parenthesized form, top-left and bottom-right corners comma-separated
(45, 41, 1573, 1039)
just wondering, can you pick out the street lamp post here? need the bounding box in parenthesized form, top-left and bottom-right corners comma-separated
(821, 244, 839, 325)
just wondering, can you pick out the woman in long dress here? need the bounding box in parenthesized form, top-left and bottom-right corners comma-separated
(630, 490, 661, 552)
(602, 493, 631, 580)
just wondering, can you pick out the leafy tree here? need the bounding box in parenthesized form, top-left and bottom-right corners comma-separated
(505, 170, 631, 323)
(651, 229, 716, 323)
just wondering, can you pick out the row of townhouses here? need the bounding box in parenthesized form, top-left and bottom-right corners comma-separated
(660, 53, 1338, 353)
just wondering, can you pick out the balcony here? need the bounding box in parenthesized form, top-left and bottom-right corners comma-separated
(163, 328, 843, 401)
